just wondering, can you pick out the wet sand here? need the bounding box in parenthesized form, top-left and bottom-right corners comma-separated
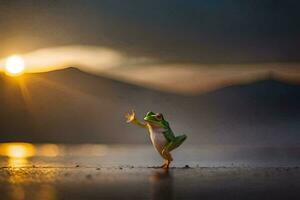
(0, 144, 300, 200)
(1, 166, 300, 200)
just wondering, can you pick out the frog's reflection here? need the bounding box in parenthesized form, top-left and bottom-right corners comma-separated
(149, 169, 173, 200)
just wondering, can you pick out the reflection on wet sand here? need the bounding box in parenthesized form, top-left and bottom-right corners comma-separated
(35, 184, 57, 200)
(6, 165, 58, 200)
(0, 143, 113, 200)
(9, 184, 57, 200)
(5, 161, 59, 200)
(0, 143, 58, 200)
(6, 162, 59, 200)
(0, 143, 35, 167)
(10, 185, 25, 200)
(150, 169, 173, 200)
(0, 143, 299, 200)
(7, 157, 29, 168)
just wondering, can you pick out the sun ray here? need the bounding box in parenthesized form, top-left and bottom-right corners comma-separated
(17, 77, 34, 112)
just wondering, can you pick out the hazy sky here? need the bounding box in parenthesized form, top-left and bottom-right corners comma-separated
(1, 1, 300, 94)
(1, 0, 300, 63)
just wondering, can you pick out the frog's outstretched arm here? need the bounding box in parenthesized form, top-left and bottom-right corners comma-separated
(125, 110, 147, 128)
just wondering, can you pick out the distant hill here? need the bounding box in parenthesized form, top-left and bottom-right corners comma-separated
(0, 68, 299, 146)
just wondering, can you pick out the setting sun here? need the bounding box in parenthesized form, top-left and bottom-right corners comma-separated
(5, 55, 25, 76)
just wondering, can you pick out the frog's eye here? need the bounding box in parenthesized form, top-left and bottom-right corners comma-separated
(155, 113, 162, 120)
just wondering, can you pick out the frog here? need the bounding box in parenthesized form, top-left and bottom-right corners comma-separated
(125, 110, 187, 169)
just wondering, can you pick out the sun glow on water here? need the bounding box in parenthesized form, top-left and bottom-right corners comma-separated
(0, 143, 36, 158)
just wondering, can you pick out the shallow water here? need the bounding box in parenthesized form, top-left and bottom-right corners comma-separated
(0, 143, 299, 168)
(0, 144, 300, 200)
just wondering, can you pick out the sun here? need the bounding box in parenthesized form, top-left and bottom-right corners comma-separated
(5, 55, 25, 76)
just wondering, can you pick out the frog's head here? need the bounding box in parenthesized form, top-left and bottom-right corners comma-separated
(144, 111, 169, 128)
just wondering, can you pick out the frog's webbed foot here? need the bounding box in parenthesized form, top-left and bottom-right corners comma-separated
(161, 149, 173, 162)
(125, 110, 136, 123)
(161, 160, 171, 169)
(160, 162, 167, 168)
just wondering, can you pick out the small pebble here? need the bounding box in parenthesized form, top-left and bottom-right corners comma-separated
(96, 168, 101, 170)
(86, 174, 92, 179)
(119, 167, 123, 170)
(184, 165, 190, 168)
(75, 165, 80, 168)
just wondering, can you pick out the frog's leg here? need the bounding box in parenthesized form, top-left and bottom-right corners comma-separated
(161, 150, 173, 169)
(167, 135, 187, 151)
(160, 160, 169, 168)
(161, 135, 187, 168)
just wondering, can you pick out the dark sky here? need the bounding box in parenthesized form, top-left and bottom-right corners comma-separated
(0, 0, 300, 63)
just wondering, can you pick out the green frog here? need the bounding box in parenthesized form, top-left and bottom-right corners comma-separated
(126, 110, 187, 169)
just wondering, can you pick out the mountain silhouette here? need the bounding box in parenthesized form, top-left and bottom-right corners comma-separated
(0, 68, 299, 146)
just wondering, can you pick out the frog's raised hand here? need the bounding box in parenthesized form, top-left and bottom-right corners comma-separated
(126, 111, 187, 169)
(125, 110, 136, 123)
(125, 110, 147, 128)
